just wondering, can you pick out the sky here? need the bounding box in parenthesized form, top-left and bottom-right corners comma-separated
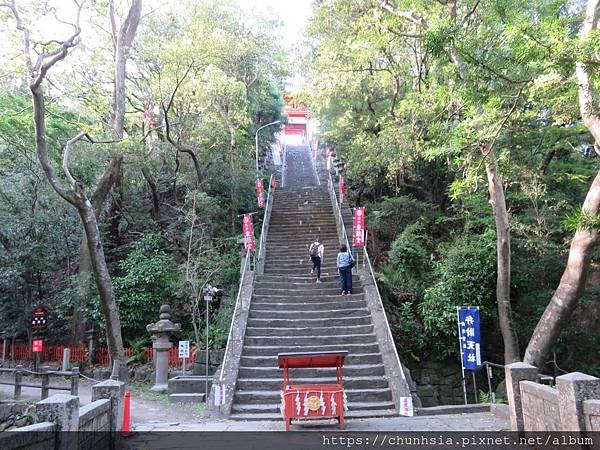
(243, 0, 313, 51)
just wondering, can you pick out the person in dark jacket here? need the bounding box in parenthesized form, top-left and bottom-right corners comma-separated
(336, 244, 353, 296)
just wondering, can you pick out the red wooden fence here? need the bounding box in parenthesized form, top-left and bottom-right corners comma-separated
(0, 341, 196, 367)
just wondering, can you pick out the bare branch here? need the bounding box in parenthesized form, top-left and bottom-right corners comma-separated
(62, 131, 87, 188)
(463, 0, 480, 22)
(380, 0, 428, 28)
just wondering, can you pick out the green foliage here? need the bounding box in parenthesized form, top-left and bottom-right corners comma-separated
(420, 232, 497, 359)
(126, 337, 149, 366)
(388, 221, 433, 295)
(114, 235, 179, 337)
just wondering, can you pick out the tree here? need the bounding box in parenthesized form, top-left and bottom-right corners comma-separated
(1, 0, 127, 379)
(524, 0, 600, 368)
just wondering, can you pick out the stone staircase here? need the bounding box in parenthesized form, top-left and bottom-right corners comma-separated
(229, 178, 398, 419)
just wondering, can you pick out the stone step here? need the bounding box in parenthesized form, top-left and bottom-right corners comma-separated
(244, 324, 373, 337)
(231, 400, 396, 415)
(265, 240, 340, 248)
(167, 376, 211, 394)
(246, 315, 371, 328)
(250, 300, 367, 312)
(168, 393, 205, 403)
(237, 363, 385, 378)
(255, 275, 343, 283)
(253, 286, 362, 296)
(250, 293, 365, 304)
(234, 388, 392, 404)
(244, 333, 377, 347)
(248, 308, 369, 320)
(228, 408, 398, 421)
(239, 353, 382, 368)
(267, 228, 338, 235)
(261, 262, 340, 271)
(236, 376, 388, 391)
(255, 276, 359, 285)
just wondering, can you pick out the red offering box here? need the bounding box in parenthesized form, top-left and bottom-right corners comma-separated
(278, 351, 348, 431)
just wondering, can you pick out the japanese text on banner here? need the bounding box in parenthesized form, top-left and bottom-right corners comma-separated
(457, 307, 482, 371)
(353, 207, 365, 247)
(242, 213, 255, 253)
(255, 179, 265, 209)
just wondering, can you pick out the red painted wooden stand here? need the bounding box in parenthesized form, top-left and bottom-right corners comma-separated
(278, 351, 348, 431)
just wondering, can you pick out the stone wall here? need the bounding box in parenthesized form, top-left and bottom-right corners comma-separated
(408, 360, 465, 407)
(583, 399, 600, 431)
(505, 362, 600, 432)
(189, 348, 225, 376)
(520, 381, 560, 431)
(0, 402, 37, 431)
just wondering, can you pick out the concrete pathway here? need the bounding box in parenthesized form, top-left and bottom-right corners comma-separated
(133, 411, 508, 432)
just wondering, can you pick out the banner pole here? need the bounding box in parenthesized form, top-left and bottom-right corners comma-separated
(456, 306, 467, 405)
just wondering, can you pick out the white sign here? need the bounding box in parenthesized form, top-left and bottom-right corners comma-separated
(178, 340, 190, 359)
(399, 396, 414, 417)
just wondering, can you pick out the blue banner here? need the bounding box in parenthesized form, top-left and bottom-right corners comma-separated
(457, 306, 482, 371)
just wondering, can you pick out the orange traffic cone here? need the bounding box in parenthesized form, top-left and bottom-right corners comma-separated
(122, 391, 131, 435)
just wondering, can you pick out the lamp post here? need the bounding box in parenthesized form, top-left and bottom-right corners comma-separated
(255, 120, 281, 174)
(202, 284, 218, 400)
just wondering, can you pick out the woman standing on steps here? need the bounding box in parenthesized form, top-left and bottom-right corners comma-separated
(336, 244, 354, 296)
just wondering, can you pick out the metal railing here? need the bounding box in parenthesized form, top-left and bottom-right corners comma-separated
(256, 173, 274, 271)
(326, 169, 412, 412)
(327, 171, 351, 252)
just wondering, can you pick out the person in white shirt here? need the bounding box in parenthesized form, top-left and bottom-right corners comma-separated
(308, 239, 324, 283)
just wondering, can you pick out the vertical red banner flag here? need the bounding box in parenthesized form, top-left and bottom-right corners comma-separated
(255, 178, 265, 209)
(339, 175, 345, 204)
(353, 207, 365, 247)
(242, 214, 255, 253)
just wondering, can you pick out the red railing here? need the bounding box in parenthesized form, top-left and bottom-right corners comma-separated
(0, 340, 197, 367)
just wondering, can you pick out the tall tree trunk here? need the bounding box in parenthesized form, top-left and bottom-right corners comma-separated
(142, 167, 160, 219)
(524, 0, 600, 368)
(29, 75, 127, 381)
(482, 145, 520, 363)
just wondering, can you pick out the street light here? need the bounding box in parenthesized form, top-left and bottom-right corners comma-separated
(255, 120, 281, 174)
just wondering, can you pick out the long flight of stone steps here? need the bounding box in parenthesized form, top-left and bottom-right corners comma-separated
(229, 184, 397, 420)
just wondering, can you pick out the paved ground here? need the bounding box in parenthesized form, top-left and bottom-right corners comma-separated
(134, 412, 508, 432)
(0, 374, 508, 432)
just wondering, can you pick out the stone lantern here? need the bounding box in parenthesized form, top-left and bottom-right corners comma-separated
(146, 304, 180, 392)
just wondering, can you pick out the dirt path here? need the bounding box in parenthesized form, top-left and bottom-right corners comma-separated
(0, 374, 207, 425)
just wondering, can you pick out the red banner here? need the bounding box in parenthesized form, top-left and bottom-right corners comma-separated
(32, 339, 43, 353)
(353, 207, 365, 247)
(339, 175, 345, 204)
(271, 177, 278, 188)
(256, 178, 265, 209)
(242, 213, 255, 253)
(326, 148, 332, 170)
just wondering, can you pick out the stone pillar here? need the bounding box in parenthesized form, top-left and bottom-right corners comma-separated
(556, 372, 600, 431)
(62, 348, 71, 372)
(86, 329, 96, 366)
(146, 304, 180, 392)
(92, 379, 125, 431)
(36, 394, 79, 449)
(505, 362, 538, 431)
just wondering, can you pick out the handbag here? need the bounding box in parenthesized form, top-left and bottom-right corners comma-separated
(347, 252, 356, 269)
